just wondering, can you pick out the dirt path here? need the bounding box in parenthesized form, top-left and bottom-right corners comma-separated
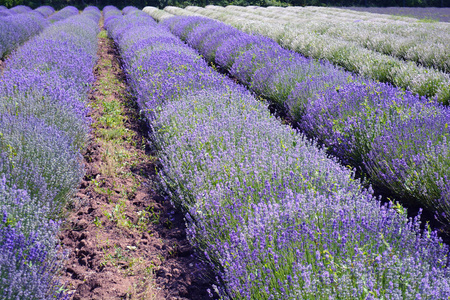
(59, 28, 215, 300)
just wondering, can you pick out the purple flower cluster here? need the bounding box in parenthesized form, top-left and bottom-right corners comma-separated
(161, 16, 450, 226)
(103, 5, 122, 25)
(10, 5, 32, 14)
(0, 5, 31, 17)
(34, 6, 55, 18)
(108, 8, 450, 298)
(0, 6, 100, 297)
(122, 6, 141, 15)
(0, 212, 69, 299)
(47, 6, 79, 23)
(0, 10, 49, 58)
(299, 82, 450, 220)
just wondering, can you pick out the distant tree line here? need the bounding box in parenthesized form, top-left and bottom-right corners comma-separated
(0, 0, 447, 14)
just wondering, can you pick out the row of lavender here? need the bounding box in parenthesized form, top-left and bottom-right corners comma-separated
(155, 15, 450, 227)
(0, 5, 34, 16)
(0, 5, 55, 17)
(106, 7, 450, 299)
(153, 6, 450, 104)
(0, 7, 99, 298)
(0, 6, 49, 58)
(201, 6, 450, 74)
(0, 6, 81, 59)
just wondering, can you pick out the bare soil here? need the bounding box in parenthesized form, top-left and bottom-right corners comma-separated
(59, 31, 215, 300)
(0, 59, 5, 74)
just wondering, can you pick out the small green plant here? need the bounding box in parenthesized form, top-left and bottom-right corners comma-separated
(101, 245, 129, 268)
(93, 216, 103, 228)
(97, 30, 108, 39)
(418, 17, 438, 23)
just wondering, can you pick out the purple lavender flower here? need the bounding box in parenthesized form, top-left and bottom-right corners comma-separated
(47, 6, 79, 24)
(161, 15, 450, 232)
(9, 5, 32, 14)
(117, 9, 450, 298)
(0, 9, 99, 298)
(34, 6, 55, 18)
(0, 12, 49, 58)
(0, 213, 68, 299)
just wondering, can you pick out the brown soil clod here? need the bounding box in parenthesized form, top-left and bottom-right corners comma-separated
(0, 59, 5, 74)
(59, 24, 216, 300)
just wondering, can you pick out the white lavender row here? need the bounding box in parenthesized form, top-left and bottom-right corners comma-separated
(290, 6, 439, 23)
(273, 5, 420, 23)
(0, 7, 100, 298)
(143, 6, 175, 21)
(218, 5, 450, 73)
(111, 7, 450, 299)
(343, 6, 450, 23)
(179, 5, 450, 104)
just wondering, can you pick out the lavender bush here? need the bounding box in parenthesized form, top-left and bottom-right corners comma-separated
(123, 6, 140, 15)
(0, 5, 32, 17)
(107, 8, 450, 298)
(0, 9, 99, 208)
(168, 6, 450, 104)
(0, 9, 13, 17)
(0, 7, 100, 298)
(47, 6, 79, 23)
(298, 81, 450, 221)
(0, 114, 83, 216)
(10, 5, 32, 14)
(82, 6, 101, 23)
(0, 4, 99, 233)
(159, 15, 450, 227)
(162, 16, 353, 110)
(0, 213, 69, 300)
(34, 6, 55, 18)
(0, 12, 98, 150)
(0, 166, 60, 249)
(0, 12, 49, 58)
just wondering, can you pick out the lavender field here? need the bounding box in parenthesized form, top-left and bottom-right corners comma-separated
(1, 4, 450, 299)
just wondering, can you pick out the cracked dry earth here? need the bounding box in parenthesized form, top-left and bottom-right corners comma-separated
(58, 29, 215, 300)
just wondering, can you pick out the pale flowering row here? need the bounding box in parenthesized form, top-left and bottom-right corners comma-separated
(143, 6, 177, 21)
(213, 5, 450, 73)
(271, 5, 426, 23)
(342, 6, 450, 22)
(0, 7, 100, 298)
(113, 8, 450, 299)
(286, 6, 440, 23)
(178, 5, 450, 104)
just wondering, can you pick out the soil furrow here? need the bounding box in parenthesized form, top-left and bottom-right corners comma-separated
(59, 25, 214, 300)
